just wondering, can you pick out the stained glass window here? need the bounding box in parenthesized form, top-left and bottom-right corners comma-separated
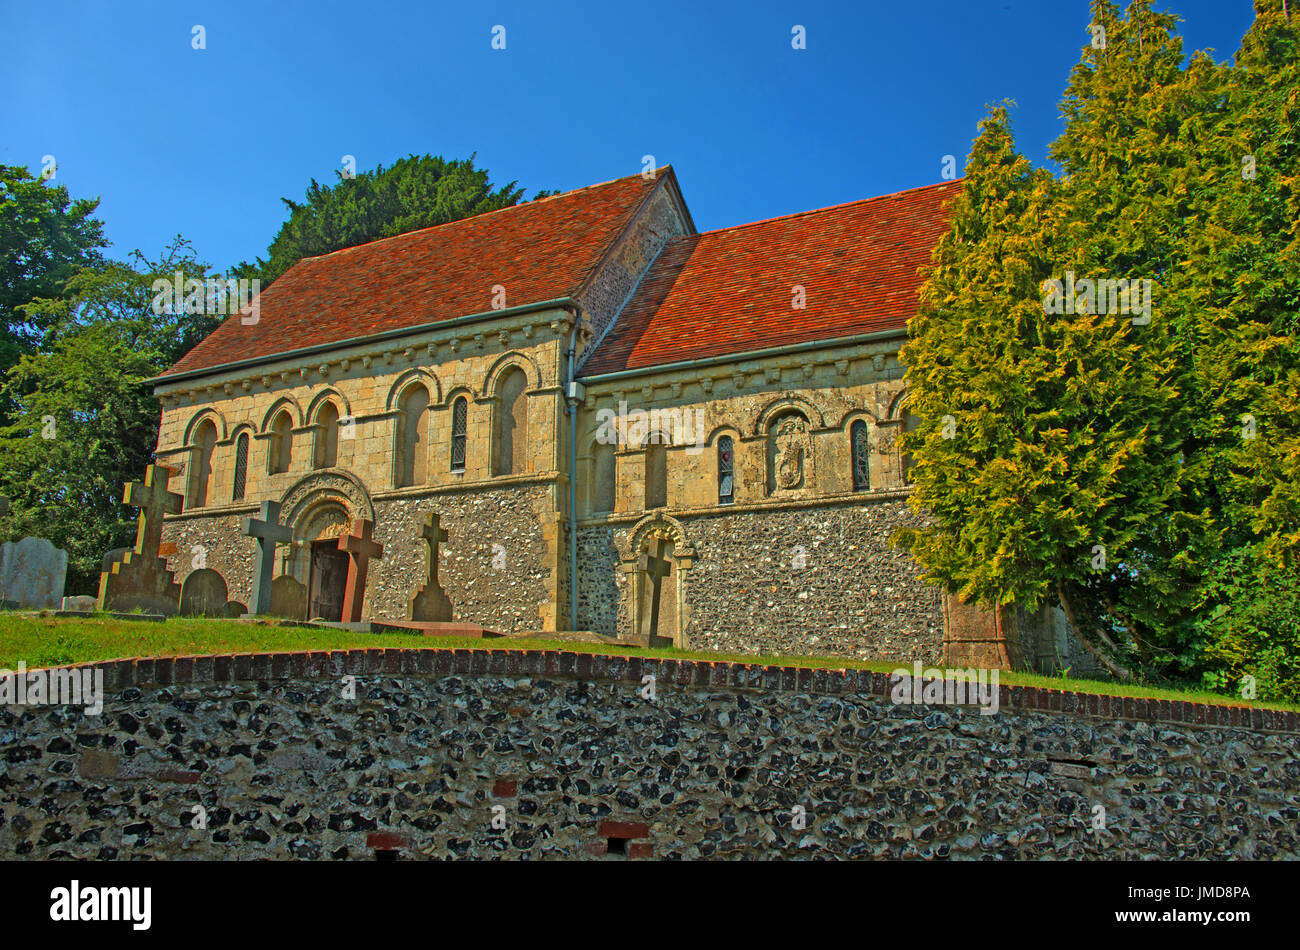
(718, 435, 734, 504)
(232, 432, 249, 501)
(451, 397, 467, 472)
(851, 420, 870, 490)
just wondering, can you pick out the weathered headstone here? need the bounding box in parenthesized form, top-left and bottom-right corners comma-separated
(97, 465, 183, 615)
(268, 575, 307, 620)
(639, 537, 673, 646)
(179, 568, 229, 617)
(243, 501, 292, 616)
(61, 595, 96, 612)
(0, 537, 68, 608)
(409, 513, 453, 622)
(338, 518, 383, 623)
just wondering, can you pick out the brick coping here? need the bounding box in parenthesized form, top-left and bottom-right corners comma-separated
(17, 647, 1299, 735)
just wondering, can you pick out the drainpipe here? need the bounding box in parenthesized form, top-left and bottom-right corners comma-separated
(564, 309, 583, 631)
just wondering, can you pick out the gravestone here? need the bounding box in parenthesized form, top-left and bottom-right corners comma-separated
(61, 595, 96, 612)
(338, 519, 383, 623)
(98, 465, 184, 614)
(179, 568, 229, 617)
(268, 575, 307, 620)
(409, 513, 453, 622)
(0, 537, 68, 608)
(639, 536, 673, 647)
(243, 501, 292, 616)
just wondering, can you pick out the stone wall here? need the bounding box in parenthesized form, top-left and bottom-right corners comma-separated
(368, 483, 559, 631)
(576, 178, 690, 351)
(4, 649, 1296, 860)
(576, 498, 943, 661)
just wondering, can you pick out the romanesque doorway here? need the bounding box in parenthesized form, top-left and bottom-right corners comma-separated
(307, 539, 349, 621)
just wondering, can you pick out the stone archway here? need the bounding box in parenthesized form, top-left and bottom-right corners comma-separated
(617, 513, 696, 648)
(277, 470, 375, 618)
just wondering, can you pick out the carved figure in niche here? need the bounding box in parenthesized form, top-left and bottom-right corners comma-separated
(772, 415, 809, 490)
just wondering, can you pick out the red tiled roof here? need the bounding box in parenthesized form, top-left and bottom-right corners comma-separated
(160, 169, 672, 378)
(578, 180, 961, 377)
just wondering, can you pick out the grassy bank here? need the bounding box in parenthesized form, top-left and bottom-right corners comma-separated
(1, 612, 1293, 712)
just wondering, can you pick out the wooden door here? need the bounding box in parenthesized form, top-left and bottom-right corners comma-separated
(308, 541, 349, 621)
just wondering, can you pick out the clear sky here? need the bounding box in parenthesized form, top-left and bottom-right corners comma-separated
(2, 0, 1259, 273)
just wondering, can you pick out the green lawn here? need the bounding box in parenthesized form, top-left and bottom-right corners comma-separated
(0, 612, 1293, 712)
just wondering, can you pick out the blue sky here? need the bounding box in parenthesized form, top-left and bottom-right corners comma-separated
(2, 0, 1258, 273)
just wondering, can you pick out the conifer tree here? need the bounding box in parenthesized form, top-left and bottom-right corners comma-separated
(899, 103, 1185, 678)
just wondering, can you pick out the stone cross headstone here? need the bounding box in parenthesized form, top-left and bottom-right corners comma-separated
(179, 568, 229, 617)
(639, 536, 673, 645)
(243, 501, 292, 616)
(409, 513, 453, 622)
(338, 518, 383, 623)
(98, 464, 184, 614)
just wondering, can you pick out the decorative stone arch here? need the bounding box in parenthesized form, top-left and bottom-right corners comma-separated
(617, 512, 697, 648)
(485, 356, 535, 476)
(305, 387, 352, 423)
(439, 384, 476, 411)
(704, 422, 743, 447)
(390, 375, 434, 488)
(277, 469, 376, 583)
(886, 387, 910, 423)
(182, 407, 229, 445)
(384, 368, 443, 411)
(835, 407, 881, 430)
(758, 403, 816, 496)
(581, 421, 619, 515)
(259, 395, 304, 432)
(480, 350, 542, 397)
(752, 394, 825, 436)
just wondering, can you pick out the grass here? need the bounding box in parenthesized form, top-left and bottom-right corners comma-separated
(1, 612, 1294, 712)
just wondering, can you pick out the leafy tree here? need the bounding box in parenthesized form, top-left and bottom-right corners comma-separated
(0, 239, 218, 592)
(233, 154, 553, 285)
(0, 163, 108, 411)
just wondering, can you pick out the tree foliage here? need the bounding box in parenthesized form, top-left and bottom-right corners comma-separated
(0, 240, 217, 593)
(233, 154, 552, 285)
(0, 163, 108, 415)
(900, 0, 1300, 694)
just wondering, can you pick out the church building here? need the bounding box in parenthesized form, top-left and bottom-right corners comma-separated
(150, 166, 1096, 671)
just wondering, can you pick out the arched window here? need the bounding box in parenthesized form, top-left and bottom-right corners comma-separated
(450, 396, 467, 472)
(717, 435, 734, 504)
(592, 442, 615, 513)
(190, 419, 217, 508)
(269, 410, 293, 474)
(232, 432, 249, 501)
(493, 367, 528, 476)
(314, 402, 339, 469)
(396, 384, 429, 487)
(851, 421, 870, 491)
(645, 432, 668, 509)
